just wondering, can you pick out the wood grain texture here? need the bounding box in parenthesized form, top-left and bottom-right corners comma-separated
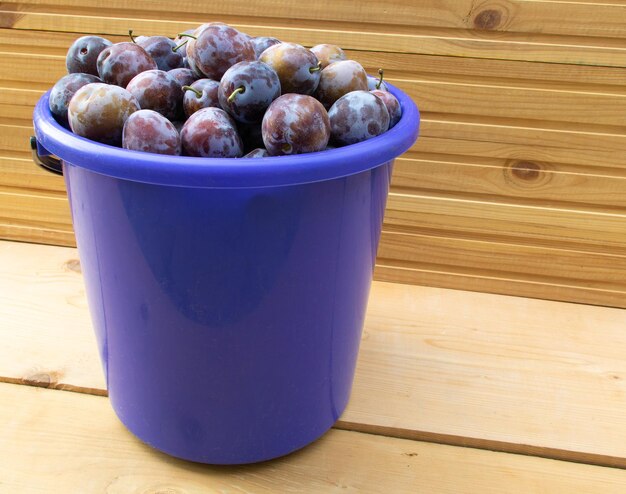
(377, 230, 626, 289)
(6, 382, 626, 493)
(374, 262, 626, 309)
(3, 0, 626, 307)
(6, 5, 626, 65)
(0, 384, 422, 494)
(5, 0, 626, 38)
(4, 240, 626, 467)
(393, 155, 626, 207)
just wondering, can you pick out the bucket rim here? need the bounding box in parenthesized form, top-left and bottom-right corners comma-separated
(33, 83, 419, 188)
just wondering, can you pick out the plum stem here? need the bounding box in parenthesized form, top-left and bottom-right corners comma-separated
(182, 85, 202, 98)
(177, 33, 197, 40)
(129, 30, 137, 43)
(173, 40, 188, 52)
(228, 86, 245, 103)
(376, 69, 384, 89)
(309, 61, 322, 73)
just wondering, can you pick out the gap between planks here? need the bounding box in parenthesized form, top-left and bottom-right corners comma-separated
(5, 382, 626, 494)
(4, 241, 626, 469)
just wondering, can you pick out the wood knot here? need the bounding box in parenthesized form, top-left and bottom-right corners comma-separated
(504, 160, 551, 189)
(63, 258, 82, 273)
(511, 161, 541, 181)
(474, 9, 502, 30)
(22, 370, 62, 388)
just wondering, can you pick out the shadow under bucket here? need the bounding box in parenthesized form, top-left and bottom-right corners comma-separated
(32, 85, 420, 464)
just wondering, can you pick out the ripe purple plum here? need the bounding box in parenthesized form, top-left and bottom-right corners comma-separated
(251, 36, 281, 59)
(243, 148, 269, 158)
(328, 90, 390, 146)
(181, 107, 243, 157)
(167, 67, 198, 87)
(370, 89, 401, 129)
(126, 69, 183, 121)
(188, 24, 255, 80)
(49, 73, 101, 125)
(66, 36, 112, 75)
(310, 44, 346, 69)
(137, 36, 184, 71)
(259, 42, 321, 95)
(97, 42, 156, 87)
(367, 69, 389, 91)
(68, 83, 139, 146)
(262, 94, 330, 155)
(314, 60, 368, 109)
(182, 79, 220, 118)
(218, 61, 281, 124)
(122, 109, 181, 155)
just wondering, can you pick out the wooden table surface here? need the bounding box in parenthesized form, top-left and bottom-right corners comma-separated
(2, 239, 626, 492)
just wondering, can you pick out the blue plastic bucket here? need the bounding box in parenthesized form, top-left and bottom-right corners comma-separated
(32, 85, 419, 464)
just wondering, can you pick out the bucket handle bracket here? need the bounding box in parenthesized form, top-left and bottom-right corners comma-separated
(30, 136, 63, 176)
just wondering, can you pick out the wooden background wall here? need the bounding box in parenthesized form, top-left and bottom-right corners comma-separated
(2, 0, 626, 308)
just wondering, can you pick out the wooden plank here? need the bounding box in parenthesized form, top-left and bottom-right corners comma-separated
(0, 187, 71, 225)
(0, 152, 66, 192)
(417, 115, 626, 170)
(378, 230, 626, 289)
(5, 384, 626, 494)
(5, 241, 626, 467)
(5, 27, 626, 87)
(6, 9, 626, 66)
(0, 384, 423, 493)
(374, 262, 626, 309)
(0, 222, 75, 246)
(385, 191, 626, 252)
(0, 121, 35, 155)
(7, 0, 626, 39)
(392, 155, 626, 208)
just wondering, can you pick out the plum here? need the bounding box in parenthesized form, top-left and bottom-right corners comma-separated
(218, 61, 281, 124)
(259, 42, 321, 95)
(66, 36, 112, 75)
(122, 109, 181, 155)
(262, 94, 330, 155)
(251, 36, 281, 59)
(367, 69, 389, 91)
(370, 89, 401, 129)
(314, 60, 368, 109)
(97, 42, 156, 87)
(310, 44, 346, 69)
(182, 78, 220, 118)
(137, 35, 184, 71)
(188, 24, 255, 80)
(68, 83, 139, 146)
(49, 73, 101, 125)
(167, 67, 198, 87)
(328, 90, 390, 146)
(126, 69, 183, 121)
(180, 107, 243, 157)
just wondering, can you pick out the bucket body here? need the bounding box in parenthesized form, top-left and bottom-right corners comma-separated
(33, 85, 419, 464)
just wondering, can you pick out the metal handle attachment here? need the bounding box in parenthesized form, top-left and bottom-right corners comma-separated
(30, 136, 63, 175)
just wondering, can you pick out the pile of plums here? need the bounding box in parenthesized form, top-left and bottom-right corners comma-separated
(49, 23, 402, 158)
